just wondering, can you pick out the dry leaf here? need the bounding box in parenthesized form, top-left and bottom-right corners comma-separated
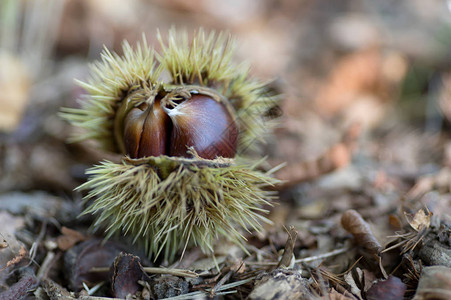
(249, 269, 314, 300)
(325, 287, 356, 300)
(276, 226, 298, 269)
(111, 253, 150, 299)
(344, 269, 363, 300)
(57, 226, 87, 251)
(366, 276, 406, 300)
(388, 214, 403, 230)
(341, 209, 382, 255)
(64, 239, 133, 291)
(405, 209, 432, 232)
(275, 142, 352, 189)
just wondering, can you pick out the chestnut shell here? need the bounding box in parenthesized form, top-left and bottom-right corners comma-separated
(167, 94, 238, 159)
(122, 93, 238, 160)
(123, 100, 169, 158)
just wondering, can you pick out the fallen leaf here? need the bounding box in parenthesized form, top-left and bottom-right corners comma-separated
(57, 226, 87, 251)
(344, 269, 363, 300)
(276, 226, 298, 269)
(64, 239, 135, 291)
(366, 276, 406, 300)
(111, 253, 151, 299)
(249, 269, 314, 300)
(405, 209, 432, 232)
(341, 209, 382, 255)
(388, 215, 402, 230)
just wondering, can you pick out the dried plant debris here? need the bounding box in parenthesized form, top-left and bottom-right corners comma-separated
(0, 273, 38, 300)
(110, 253, 151, 298)
(57, 227, 87, 251)
(405, 209, 432, 232)
(274, 123, 360, 189)
(64, 239, 139, 291)
(384, 209, 450, 264)
(1, 246, 28, 273)
(366, 275, 406, 300)
(413, 266, 451, 300)
(38, 278, 75, 300)
(341, 209, 382, 256)
(276, 226, 298, 269)
(152, 276, 189, 299)
(417, 226, 451, 267)
(249, 269, 314, 300)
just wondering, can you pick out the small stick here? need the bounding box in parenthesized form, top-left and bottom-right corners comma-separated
(37, 251, 57, 279)
(90, 266, 198, 278)
(211, 270, 233, 296)
(246, 246, 350, 266)
(295, 246, 350, 264)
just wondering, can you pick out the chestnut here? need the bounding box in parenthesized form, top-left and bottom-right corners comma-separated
(120, 90, 238, 160)
(164, 94, 238, 159)
(123, 99, 169, 158)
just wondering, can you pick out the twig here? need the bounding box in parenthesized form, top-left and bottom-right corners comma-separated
(78, 297, 123, 300)
(296, 246, 351, 264)
(143, 267, 198, 278)
(82, 282, 105, 296)
(90, 266, 198, 278)
(211, 270, 233, 296)
(246, 246, 351, 266)
(37, 251, 57, 279)
(159, 278, 253, 300)
(29, 220, 48, 265)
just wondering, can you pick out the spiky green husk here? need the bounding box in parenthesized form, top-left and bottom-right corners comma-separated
(61, 29, 278, 154)
(79, 157, 278, 261)
(60, 29, 281, 261)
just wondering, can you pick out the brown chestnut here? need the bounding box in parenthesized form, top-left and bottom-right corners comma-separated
(123, 99, 169, 158)
(164, 94, 238, 159)
(120, 89, 238, 160)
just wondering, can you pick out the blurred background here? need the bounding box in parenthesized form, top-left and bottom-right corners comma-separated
(1, 0, 451, 194)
